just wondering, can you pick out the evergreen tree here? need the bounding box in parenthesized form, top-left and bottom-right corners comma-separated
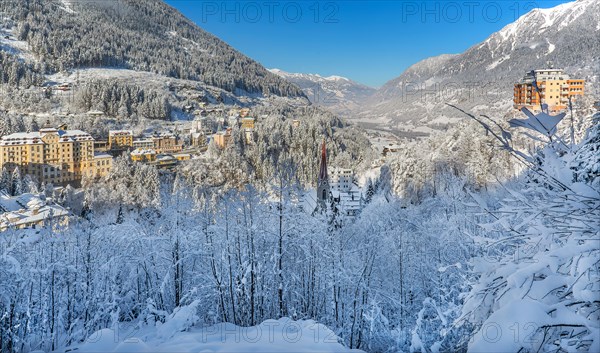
(0, 167, 11, 195)
(11, 167, 23, 196)
(23, 174, 39, 194)
(116, 205, 124, 224)
(29, 118, 40, 132)
(365, 179, 375, 204)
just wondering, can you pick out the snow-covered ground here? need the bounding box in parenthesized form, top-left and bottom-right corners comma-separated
(0, 27, 36, 63)
(46, 68, 170, 86)
(63, 317, 362, 353)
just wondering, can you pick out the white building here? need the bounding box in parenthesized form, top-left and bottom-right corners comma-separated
(314, 141, 364, 218)
(0, 193, 69, 231)
(133, 139, 154, 150)
(330, 168, 363, 217)
(330, 168, 355, 192)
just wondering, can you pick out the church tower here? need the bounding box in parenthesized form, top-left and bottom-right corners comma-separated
(317, 139, 330, 207)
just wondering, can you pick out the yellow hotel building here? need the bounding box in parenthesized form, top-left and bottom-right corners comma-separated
(514, 69, 585, 112)
(0, 124, 113, 186)
(108, 130, 134, 150)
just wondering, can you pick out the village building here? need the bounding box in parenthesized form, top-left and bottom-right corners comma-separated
(93, 153, 113, 178)
(193, 116, 215, 133)
(514, 69, 585, 112)
(240, 108, 251, 118)
(172, 153, 191, 161)
(151, 154, 179, 169)
(241, 117, 255, 130)
(315, 140, 364, 217)
(241, 117, 256, 144)
(330, 168, 355, 192)
(0, 122, 112, 186)
(383, 144, 401, 157)
(213, 130, 232, 149)
(228, 114, 240, 127)
(228, 108, 240, 117)
(133, 139, 154, 150)
(55, 83, 72, 92)
(108, 130, 134, 150)
(131, 148, 157, 162)
(190, 131, 206, 147)
(94, 140, 110, 152)
(0, 193, 69, 231)
(151, 133, 183, 154)
(87, 110, 105, 117)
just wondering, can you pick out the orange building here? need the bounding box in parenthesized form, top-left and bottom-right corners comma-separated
(514, 69, 584, 112)
(213, 130, 231, 149)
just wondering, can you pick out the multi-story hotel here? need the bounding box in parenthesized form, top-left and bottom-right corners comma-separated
(133, 139, 154, 150)
(108, 130, 134, 150)
(514, 69, 585, 112)
(0, 123, 112, 186)
(151, 133, 183, 154)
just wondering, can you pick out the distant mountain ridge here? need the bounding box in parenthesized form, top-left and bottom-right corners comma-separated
(360, 0, 600, 133)
(269, 69, 376, 116)
(0, 0, 305, 99)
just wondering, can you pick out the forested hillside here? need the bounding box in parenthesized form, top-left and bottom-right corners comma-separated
(0, 0, 304, 98)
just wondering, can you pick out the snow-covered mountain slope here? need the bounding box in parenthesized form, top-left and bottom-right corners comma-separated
(269, 69, 375, 116)
(0, 0, 305, 100)
(360, 0, 600, 133)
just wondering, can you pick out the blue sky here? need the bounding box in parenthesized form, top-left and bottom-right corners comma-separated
(165, 0, 571, 87)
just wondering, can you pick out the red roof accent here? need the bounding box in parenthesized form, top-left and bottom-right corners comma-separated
(318, 139, 328, 182)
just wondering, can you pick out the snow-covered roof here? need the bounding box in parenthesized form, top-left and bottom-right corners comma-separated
(109, 130, 133, 136)
(0, 193, 69, 230)
(0, 205, 69, 229)
(301, 189, 318, 214)
(93, 153, 113, 159)
(156, 154, 176, 161)
(0, 193, 44, 212)
(131, 148, 157, 156)
(1, 129, 93, 146)
(150, 132, 177, 139)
